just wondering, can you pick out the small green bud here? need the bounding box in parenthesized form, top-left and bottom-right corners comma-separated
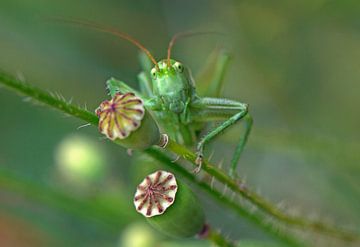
(55, 134, 106, 185)
(120, 222, 160, 247)
(96, 92, 163, 149)
(134, 170, 205, 238)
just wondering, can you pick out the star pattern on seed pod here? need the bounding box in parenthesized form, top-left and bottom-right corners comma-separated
(134, 170, 178, 217)
(96, 92, 144, 140)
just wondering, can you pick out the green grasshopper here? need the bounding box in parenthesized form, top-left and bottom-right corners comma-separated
(66, 20, 253, 178)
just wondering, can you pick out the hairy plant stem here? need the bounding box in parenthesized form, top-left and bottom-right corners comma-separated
(145, 148, 304, 247)
(164, 141, 357, 242)
(0, 70, 358, 245)
(206, 228, 236, 247)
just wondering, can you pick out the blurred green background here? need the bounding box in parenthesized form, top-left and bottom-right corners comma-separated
(0, 0, 359, 246)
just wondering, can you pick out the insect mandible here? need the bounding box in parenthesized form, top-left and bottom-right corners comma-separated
(64, 19, 253, 178)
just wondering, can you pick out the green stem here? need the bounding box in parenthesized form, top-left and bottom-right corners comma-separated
(0, 71, 98, 125)
(0, 70, 357, 244)
(145, 148, 304, 247)
(206, 228, 236, 247)
(164, 141, 357, 242)
(0, 167, 132, 232)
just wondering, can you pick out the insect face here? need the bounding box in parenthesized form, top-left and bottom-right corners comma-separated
(150, 59, 194, 113)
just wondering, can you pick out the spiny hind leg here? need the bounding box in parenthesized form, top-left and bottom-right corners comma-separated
(195, 49, 231, 97)
(193, 49, 234, 159)
(191, 97, 252, 178)
(228, 114, 252, 178)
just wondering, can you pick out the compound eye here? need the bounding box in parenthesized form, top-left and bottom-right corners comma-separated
(174, 62, 184, 72)
(150, 68, 157, 79)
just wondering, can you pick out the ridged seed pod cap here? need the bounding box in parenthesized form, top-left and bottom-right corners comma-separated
(96, 92, 161, 149)
(134, 170, 205, 238)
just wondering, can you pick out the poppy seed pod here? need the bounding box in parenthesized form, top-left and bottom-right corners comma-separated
(134, 170, 205, 238)
(96, 92, 163, 149)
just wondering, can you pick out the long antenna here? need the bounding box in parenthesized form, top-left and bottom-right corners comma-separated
(50, 18, 159, 70)
(167, 31, 222, 67)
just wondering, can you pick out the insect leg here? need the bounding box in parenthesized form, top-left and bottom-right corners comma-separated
(106, 77, 142, 97)
(138, 51, 153, 74)
(195, 49, 231, 97)
(229, 113, 252, 177)
(137, 51, 154, 97)
(106, 77, 162, 112)
(191, 97, 252, 177)
(137, 71, 153, 97)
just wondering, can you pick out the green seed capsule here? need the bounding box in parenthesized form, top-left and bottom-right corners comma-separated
(134, 170, 205, 238)
(96, 92, 163, 149)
